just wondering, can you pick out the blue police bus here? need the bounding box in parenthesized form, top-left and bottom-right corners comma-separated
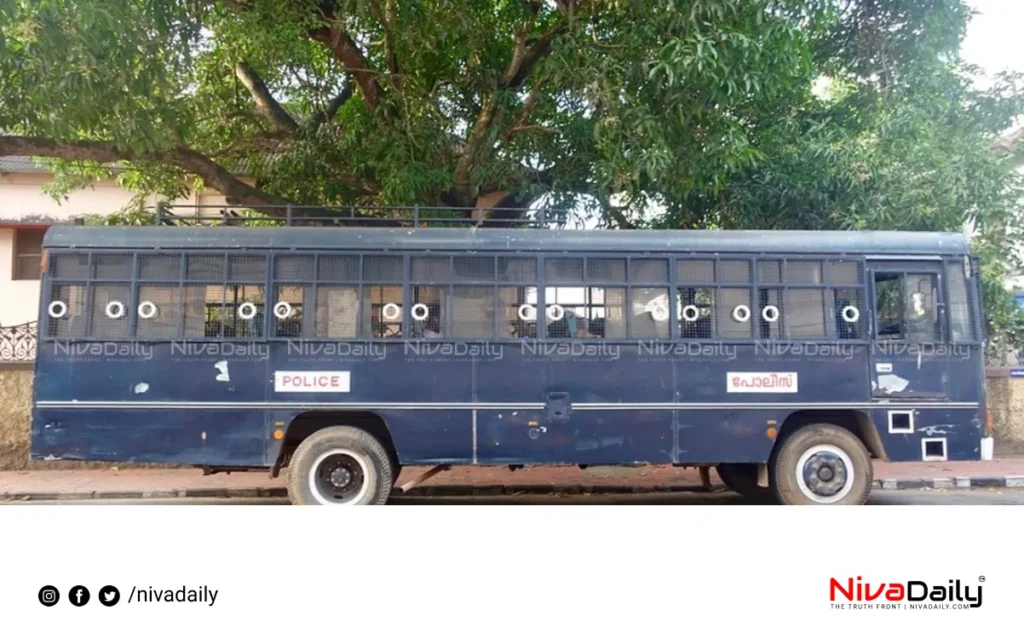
(30, 207, 989, 505)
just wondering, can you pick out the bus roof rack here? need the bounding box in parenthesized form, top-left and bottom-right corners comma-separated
(152, 203, 571, 229)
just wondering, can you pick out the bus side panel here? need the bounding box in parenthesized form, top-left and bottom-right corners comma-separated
(869, 408, 982, 462)
(31, 408, 269, 466)
(32, 342, 270, 404)
(373, 410, 473, 465)
(475, 409, 673, 465)
(676, 410, 780, 464)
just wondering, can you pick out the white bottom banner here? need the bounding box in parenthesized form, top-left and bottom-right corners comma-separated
(0, 505, 1019, 632)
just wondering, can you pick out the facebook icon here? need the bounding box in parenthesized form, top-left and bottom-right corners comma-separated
(69, 585, 90, 607)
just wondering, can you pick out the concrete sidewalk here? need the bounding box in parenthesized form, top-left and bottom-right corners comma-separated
(2, 457, 1024, 501)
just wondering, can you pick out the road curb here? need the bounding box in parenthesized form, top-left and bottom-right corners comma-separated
(2, 476, 1023, 501)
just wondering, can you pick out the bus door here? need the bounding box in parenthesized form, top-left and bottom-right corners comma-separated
(867, 260, 949, 400)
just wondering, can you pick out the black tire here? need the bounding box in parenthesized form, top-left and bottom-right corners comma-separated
(769, 423, 872, 505)
(715, 463, 772, 498)
(286, 426, 394, 505)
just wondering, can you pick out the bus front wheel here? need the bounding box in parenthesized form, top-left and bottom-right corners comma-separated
(286, 427, 395, 505)
(769, 423, 872, 505)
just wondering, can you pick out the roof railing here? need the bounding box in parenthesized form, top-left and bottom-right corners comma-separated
(151, 203, 570, 229)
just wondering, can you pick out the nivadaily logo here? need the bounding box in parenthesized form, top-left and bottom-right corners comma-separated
(830, 576, 984, 610)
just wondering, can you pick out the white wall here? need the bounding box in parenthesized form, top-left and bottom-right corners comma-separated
(0, 172, 251, 327)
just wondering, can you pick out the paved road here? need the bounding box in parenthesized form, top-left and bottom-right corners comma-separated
(5, 488, 1024, 505)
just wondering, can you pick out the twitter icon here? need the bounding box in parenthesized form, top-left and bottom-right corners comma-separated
(98, 585, 120, 607)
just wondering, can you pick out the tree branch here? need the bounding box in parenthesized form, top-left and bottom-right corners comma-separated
(0, 135, 296, 210)
(234, 61, 300, 134)
(307, 24, 382, 109)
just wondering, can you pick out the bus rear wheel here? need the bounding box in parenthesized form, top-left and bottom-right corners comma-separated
(769, 423, 872, 505)
(715, 464, 771, 499)
(287, 426, 395, 505)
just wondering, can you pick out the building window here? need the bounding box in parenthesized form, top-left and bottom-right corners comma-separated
(14, 229, 45, 280)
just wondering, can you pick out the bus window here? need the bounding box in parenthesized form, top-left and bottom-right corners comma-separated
(362, 285, 402, 338)
(136, 285, 182, 338)
(223, 284, 264, 338)
(629, 287, 669, 338)
(499, 287, 537, 338)
(716, 288, 752, 339)
(88, 284, 132, 339)
(411, 286, 444, 338)
(545, 286, 625, 339)
(452, 286, 495, 338)
(315, 286, 359, 338)
(785, 289, 826, 338)
(678, 287, 713, 339)
(47, 283, 87, 337)
(274, 285, 306, 337)
(184, 285, 226, 338)
(873, 272, 940, 341)
(946, 261, 974, 341)
(758, 288, 782, 339)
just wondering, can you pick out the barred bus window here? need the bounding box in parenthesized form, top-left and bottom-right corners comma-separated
(453, 256, 496, 281)
(223, 285, 265, 338)
(88, 284, 132, 338)
(718, 260, 751, 283)
(758, 260, 782, 283)
(274, 286, 306, 338)
(785, 289, 827, 338)
(93, 254, 133, 280)
(136, 285, 182, 338)
(758, 289, 783, 339)
(411, 286, 445, 338)
(275, 255, 314, 281)
(362, 285, 402, 338)
(545, 286, 625, 339)
(51, 253, 90, 279)
(831, 288, 862, 339)
(498, 257, 537, 283)
(184, 285, 226, 338)
(412, 256, 452, 281)
(139, 254, 181, 280)
(946, 262, 974, 341)
(47, 284, 87, 338)
(786, 260, 823, 284)
(363, 255, 403, 282)
(499, 287, 538, 338)
(318, 255, 360, 281)
(677, 287, 714, 339)
(586, 258, 626, 283)
(678, 259, 715, 283)
(905, 273, 940, 341)
(545, 258, 584, 284)
(629, 287, 670, 338)
(825, 261, 859, 284)
(186, 255, 226, 281)
(451, 286, 495, 338)
(315, 286, 359, 338)
(717, 288, 752, 339)
(874, 273, 904, 340)
(228, 255, 266, 282)
(630, 259, 668, 283)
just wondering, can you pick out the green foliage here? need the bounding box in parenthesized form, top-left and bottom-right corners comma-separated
(1, 0, 1023, 349)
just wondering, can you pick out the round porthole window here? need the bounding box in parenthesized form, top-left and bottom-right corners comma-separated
(138, 301, 158, 319)
(411, 303, 430, 321)
(732, 304, 751, 323)
(518, 304, 537, 322)
(681, 305, 700, 322)
(105, 301, 126, 320)
(761, 305, 779, 323)
(238, 302, 258, 320)
(48, 300, 68, 319)
(274, 301, 293, 319)
(841, 305, 860, 323)
(546, 304, 565, 321)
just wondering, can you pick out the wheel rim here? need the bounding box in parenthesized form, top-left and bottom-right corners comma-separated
(794, 444, 855, 504)
(309, 450, 371, 505)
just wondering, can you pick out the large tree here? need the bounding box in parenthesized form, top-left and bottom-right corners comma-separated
(1, 0, 1023, 350)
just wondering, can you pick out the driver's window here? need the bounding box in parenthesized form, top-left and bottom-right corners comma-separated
(873, 271, 940, 341)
